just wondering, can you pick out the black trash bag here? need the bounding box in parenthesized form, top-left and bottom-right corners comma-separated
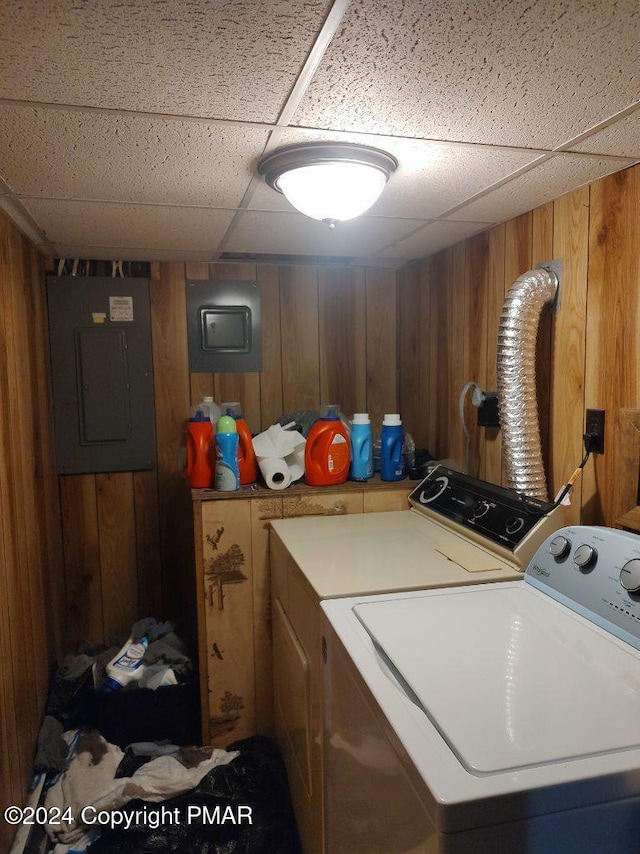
(45, 657, 95, 730)
(91, 737, 302, 854)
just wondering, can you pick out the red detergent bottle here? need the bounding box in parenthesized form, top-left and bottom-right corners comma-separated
(186, 411, 214, 488)
(305, 405, 351, 486)
(221, 402, 258, 485)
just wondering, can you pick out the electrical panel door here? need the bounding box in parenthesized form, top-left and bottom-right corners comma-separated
(47, 276, 156, 474)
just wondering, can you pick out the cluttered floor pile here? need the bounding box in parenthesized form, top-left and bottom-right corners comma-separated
(16, 619, 301, 854)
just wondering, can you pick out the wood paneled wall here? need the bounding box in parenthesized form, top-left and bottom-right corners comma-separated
(399, 163, 640, 528)
(56, 261, 398, 654)
(0, 212, 65, 852)
(3, 163, 637, 845)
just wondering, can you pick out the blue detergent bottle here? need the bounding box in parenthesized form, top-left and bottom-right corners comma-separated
(215, 415, 240, 491)
(380, 413, 406, 481)
(350, 413, 374, 481)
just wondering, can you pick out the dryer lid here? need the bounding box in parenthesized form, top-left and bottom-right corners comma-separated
(354, 585, 640, 774)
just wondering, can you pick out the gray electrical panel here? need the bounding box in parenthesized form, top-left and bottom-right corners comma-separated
(186, 279, 262, 372)
(47, 276, 156, 474)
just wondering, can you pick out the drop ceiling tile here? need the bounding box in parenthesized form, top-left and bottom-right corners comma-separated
(249, 128, 540, 218)
(22, 199, 235, 252)
(0, 104, 268, 207)
(0, 0, 332, 122)
(377, 220, 492, 260)
(224, 210, 427, 257)
(448, 154, 634, 223)
(568, 111, 640, 159)
(293, 0, 639, 149)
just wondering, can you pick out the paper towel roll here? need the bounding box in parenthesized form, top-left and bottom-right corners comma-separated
(258, 456, 292, 490)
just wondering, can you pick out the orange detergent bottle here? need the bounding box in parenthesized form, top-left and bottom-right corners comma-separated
(305, 406, 351, 486)
(186, 413, 214, 488)
(221, 402, 258, 485)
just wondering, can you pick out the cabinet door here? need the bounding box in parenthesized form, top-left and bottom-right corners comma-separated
(363, 486, 411, 513)
(282, 490, 363, 518)
(201, 499, 255, 745)
(251, 497, 283, 736)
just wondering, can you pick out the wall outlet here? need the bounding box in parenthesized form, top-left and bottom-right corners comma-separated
(477, 392, 500, 427)
(585, 408, 605, 454)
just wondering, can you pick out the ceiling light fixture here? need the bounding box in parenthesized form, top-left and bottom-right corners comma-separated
(258, 142, 397, 228)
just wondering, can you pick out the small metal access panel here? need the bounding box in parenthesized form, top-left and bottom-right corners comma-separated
(47, 276, 156, 474)
(186, 278, 262, 372)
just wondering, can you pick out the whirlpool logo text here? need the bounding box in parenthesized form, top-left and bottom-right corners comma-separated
(531, 563, 551, 578)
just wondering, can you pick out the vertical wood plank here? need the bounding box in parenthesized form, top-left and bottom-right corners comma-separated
(484, 224, 506, 485)
(551, 188, 589, 523)
(504, 212, 533, 284)
(448, 243, 468, 471)
(318, 266, 367, 416)
(1, 224, 42, 760)
(185, 262, 216, 411)
(280, 265, 320, 413)
(185, 262, 216, 408)
(60, 475, 103, 647)
(424, 259, 439, 451)
(583, 168, 640, 525)
(251, 498, 283, 736)
(0, 212, 67, 847)
(466, 231, 490, 479)
(532, 203, 555, 497)
(150, 262, 195, 642)
(134, 469, 162, 620)
(365, 267, 397, 427)
(202, 500, 256, 744)
(398, 261, 429, 448)
(28, 247, 66, 663)
(210, 262, 261, 432)
(13, 235, 51, 710)
(502, 213, 533, 485)
(430, 250, 453, 458)
(0, 217, 25, 830)
(257, 263, 283, 430)
(97, 472, 139, 640)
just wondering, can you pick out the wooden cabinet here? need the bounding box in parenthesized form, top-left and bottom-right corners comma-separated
(192, 477, 411, 748)
(271, 530, 325, 854)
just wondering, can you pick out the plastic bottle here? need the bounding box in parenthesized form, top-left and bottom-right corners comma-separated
(380, 413, 406, 481)
(350, 413, 374, 481)
(101, 635, 150, 691)
(305, 405, 351, 486)
(215, 415, 240, 491)
(201, 395, 221, 425)
(222, 402, 258, 485)
(186, 412, 214, 488)
(404, 432, 416, 472)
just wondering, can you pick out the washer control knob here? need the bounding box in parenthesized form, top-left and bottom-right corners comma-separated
(573, 544, 597, 570)
(505, 516, 524, 535)
(549, 535, 571, 560)
(620, 559, 640, 593)
(419, 476, 448, 504)
(472, 500, 490, 519)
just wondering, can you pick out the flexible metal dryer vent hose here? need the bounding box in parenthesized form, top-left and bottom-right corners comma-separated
(497, 266, 559, 501)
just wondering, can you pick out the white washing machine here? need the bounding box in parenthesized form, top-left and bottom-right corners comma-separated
(270, 466, 564, 853)
(322, 525, 640, 853)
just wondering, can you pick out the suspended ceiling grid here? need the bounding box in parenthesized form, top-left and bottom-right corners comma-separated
(0, 0, 638, 267)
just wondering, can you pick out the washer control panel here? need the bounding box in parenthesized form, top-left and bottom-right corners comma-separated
(409, 465, 554, 552)
(526, 525, 640, 648)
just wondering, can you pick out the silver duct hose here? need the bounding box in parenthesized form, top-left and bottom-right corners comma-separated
(497, 266, 559, 500)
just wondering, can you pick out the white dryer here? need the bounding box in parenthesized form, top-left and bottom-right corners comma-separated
(322, 525, 640, 853)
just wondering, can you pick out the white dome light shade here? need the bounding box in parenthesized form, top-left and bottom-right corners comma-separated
(277, 161, 387, 222)
(258, 143, 397, 226)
